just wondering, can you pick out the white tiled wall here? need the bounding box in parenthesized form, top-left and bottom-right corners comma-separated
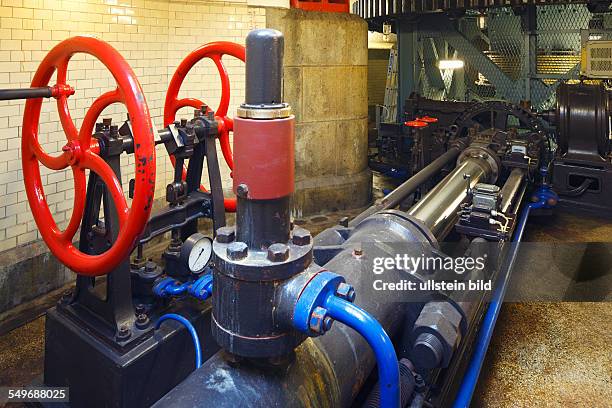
(0, 0, 265, 252)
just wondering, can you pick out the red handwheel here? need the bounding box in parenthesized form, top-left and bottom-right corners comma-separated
(22, 36, 156, 277)
(164, 42, 245, 212)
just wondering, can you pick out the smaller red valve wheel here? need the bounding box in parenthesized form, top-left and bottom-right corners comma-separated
(164, 42, 245, 212)
(405, 120, 429, 128)
(22, 36, 156, 276)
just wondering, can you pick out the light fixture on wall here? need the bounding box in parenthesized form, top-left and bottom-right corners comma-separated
(477, 14, 487, 30)
(438, 59, 465, 70)
(383, 22, 392, 42)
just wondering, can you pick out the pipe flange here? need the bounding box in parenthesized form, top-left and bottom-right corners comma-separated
(237, 103, 291, 119)
(457, 145, 500, 184)
(212, 239, 312, 281)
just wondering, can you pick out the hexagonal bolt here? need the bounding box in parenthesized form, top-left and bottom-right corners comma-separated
(336, 282, 356, 302)
(117, 324, 131, 340)
(267, 243, 290, 262)
(227, 241, 248, 260)
(135, 313, 150, 329)
(216, 226, 235, 243)
(292, 228, 312, 246)
(309, 306, 332, 335)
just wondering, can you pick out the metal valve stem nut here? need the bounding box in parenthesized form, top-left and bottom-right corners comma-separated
(216, 226, 235, 243)
(227, 241, 248, 260)
(336, 282, 356, 302)
(267, 243, 290, 262)
(309, 306, 333, 335)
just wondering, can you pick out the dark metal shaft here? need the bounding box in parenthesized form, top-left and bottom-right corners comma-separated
(350, 147, 461, 226)
(0, 87, 53, 101)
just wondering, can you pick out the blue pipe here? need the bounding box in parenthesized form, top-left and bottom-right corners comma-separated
(153, 273, 213, 301)
(164, 281, 191, 296)
(324, 295, 400, 408)
(156, 313, 202, 369)
(452, 186, 557, 408)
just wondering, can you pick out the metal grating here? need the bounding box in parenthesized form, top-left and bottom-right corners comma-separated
(378, 3, 612, 114)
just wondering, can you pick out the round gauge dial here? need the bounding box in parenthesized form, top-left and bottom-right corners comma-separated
(180, 233, 213, 274)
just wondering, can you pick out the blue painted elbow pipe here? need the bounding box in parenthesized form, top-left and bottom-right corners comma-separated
(453, 186, 557, 408)
(324, 296, 401, 408)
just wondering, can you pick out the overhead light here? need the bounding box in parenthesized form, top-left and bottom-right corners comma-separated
(438, 59, 465, 70)
(589, 34, 603, 41)
(477, 15, 486, 30)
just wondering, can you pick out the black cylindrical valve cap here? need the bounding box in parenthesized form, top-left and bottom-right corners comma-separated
(245, 29, 284, 107)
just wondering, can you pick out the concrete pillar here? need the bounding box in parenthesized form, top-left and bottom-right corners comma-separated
(265, 8, 372, 216)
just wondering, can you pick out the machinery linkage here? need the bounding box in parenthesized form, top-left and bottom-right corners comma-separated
(7, 22, 598, 408)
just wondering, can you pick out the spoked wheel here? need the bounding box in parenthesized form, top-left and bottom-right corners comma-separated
(164, 42, 245, 212)
(22, 36, 156, 276)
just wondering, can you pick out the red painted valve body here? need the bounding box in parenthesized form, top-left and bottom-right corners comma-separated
(233, 116, 295, 200)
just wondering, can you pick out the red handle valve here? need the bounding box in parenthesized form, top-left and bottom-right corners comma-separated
(22, 36, 156, 276)
(405, 120, 429, 128)
(417, 116, 438, 123)
(164, 42, 245, 212)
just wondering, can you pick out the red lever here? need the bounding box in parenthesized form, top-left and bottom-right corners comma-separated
(417, 116, 438, 123)
(405, 120, 429, 128)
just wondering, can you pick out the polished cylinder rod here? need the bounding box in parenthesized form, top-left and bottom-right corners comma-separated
(408, 157, 494, 239)
(350, 147, 462, 227)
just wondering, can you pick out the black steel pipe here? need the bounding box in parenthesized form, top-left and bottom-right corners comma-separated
(0, 87, 53, 101)
(350, 147, 461, 227)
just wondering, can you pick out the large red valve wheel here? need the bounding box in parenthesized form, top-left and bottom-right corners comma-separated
(164, 42, 245, 212)
(22, 36, 156, 277)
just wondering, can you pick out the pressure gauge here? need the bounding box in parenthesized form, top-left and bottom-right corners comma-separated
(180, 233, 213, 274)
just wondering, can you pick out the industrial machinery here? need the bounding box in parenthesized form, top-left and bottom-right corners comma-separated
(549, 82, 612, 215)
(370, 94, 549, 197)
(7, 35, 244, 407)
(5, 27, 566, 408)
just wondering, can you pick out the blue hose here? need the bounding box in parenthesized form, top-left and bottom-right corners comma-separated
(324, 295, 400, 408)
(453, 185, 556, 408)
(156, 313, 202, 369)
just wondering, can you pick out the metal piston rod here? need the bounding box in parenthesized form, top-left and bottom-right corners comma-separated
(409, 156, 495, 237)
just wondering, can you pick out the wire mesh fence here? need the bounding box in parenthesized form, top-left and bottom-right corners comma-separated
(409, 3, 609, 112)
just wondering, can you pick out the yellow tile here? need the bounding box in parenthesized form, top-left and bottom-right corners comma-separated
(21, 39, 41, 49)
(0, 6, 12, 17)
(1, 17, 22, 29)
(22, 19, 42, 29)
(11, 29, 32, 39)
(12, 7, 33, 18)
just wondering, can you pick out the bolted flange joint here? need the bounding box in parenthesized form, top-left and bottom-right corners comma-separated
(292, 271, 355, 337)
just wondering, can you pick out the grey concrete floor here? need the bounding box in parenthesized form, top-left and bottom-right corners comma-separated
(0, 206, 610, 407)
